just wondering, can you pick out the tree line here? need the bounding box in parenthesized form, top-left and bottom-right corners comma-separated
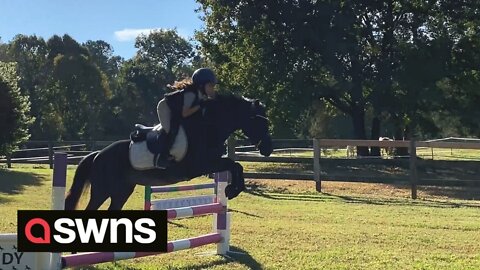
(0, 30, 195, 153)
(1, 0, 480, 156)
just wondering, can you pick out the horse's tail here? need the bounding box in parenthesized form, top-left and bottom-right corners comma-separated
(64, 151, 98, 210)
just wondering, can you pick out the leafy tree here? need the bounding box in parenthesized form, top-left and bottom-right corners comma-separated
(0, 37, 10, 62)
(83, 40, 126, 139)
(6, 35, 54, 139)
(116, 29, 195, 128)
(45, 34, 111, 140)
(0, 62, 34, 154)
(83, 40, 123, 79)
(196, 0, 480, 155)
(436, 4, 480, 137)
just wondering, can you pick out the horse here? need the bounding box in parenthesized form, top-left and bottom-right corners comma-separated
(346, 145, 356, 158)
(379, 136, 394, 157)
(64, 94, 273, 210)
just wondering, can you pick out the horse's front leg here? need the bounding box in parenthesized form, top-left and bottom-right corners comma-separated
(203, 158, 245, 200)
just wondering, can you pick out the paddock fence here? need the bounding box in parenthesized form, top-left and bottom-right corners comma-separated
(2, 138, 480, 199)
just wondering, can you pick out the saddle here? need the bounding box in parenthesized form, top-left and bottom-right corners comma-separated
(129, 123, 188, 170)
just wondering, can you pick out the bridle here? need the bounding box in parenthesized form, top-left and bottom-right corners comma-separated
(239, 114, 269, 147)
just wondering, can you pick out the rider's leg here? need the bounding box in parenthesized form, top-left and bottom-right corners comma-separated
(157, 99, 171, 132)
(156, 115, 181, 169)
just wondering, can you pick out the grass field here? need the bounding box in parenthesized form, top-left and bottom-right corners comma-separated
(1, 164, 480, 269)
(269, 147, 480, 161)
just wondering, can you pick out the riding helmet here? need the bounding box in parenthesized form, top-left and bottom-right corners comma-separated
(192, 68, 217, 85)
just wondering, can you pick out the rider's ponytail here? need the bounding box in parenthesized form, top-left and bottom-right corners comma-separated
(167, 78, 194, 91)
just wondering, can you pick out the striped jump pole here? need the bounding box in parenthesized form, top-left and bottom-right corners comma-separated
(61, 172, 231, 268)
(145, 171, 231, 255)
(151, 183, 216, 193)
(145, 182, 217, 210)
(52, 152, 68, 270)
(62, 233, 222, 268)
(213, 171, 231, 255)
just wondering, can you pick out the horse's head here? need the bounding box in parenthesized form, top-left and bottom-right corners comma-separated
(206, 94, 273, 157)
(235, 97, 273, 157)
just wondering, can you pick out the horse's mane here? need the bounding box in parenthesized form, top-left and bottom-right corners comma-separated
(215, 93, 259, 107)
(216, 93, 244, 102)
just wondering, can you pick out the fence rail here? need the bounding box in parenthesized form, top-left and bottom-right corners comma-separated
(2, 138, 480, 199)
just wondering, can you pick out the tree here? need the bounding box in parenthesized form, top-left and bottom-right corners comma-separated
(84, 40, 123, 79)
(6, 35, 54, 139)
(435, 3, 480, 137)
(45, 35, 111, 140)
(115, 29, 195, 128)
(83, 40, 126, 139)
(0, 62, 34, 154)
(0, 37, 10, 62)
(196, 0, 480, 154)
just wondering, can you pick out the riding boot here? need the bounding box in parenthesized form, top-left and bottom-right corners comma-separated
(155, 133, 172, 169)
(155, 152, 174, 169)
(155, 117, 180, 169)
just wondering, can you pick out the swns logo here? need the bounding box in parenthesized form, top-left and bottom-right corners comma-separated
(17, 210, 167, 252)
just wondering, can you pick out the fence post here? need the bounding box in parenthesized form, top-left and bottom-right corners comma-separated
(409, 139, 418, 199)
(48, 141, 54, 169)
(6, 153, 11, 168)
(314, 139, 321, 192)
(227, 137, 236, 161)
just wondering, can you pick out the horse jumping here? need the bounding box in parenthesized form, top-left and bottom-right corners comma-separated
(64, 94, 273, 211)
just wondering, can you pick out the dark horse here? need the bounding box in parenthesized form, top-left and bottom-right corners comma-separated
(65, 94, 272, 210)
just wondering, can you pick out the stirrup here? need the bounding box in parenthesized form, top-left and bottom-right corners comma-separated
(155, 155, 174, 169)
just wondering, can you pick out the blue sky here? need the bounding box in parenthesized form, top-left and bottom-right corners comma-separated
(0, 0, 204, 59)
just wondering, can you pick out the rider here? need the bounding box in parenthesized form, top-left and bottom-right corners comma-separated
(154, 68, 218, 169)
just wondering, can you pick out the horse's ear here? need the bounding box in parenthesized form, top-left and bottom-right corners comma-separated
(254, 99, 260, 107)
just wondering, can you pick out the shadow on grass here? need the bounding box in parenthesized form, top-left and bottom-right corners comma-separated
(0, 169, 43, 195)
(245, 182, 337, 203)
(223, 245, 263, 270)
(228, 208, 263, 218)
(246, 180, 480, 208)
(417, 185, 480, 201)
(166, 246, 263, 270)
(0, 196, 13, 204)
(321, 192, 480, 209)
(74, 246, 262, 270)
(167, 220, 190, 229)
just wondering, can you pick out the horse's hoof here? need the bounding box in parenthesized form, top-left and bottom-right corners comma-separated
(225, 185, 242, 200)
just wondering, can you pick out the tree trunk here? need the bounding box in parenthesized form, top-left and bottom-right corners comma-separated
(394, 123, 409, 158)
(351, 106, 369, 156)
(370, 116, 381, 156)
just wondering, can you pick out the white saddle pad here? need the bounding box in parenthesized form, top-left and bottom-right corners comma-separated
(129, 125, 188, 170)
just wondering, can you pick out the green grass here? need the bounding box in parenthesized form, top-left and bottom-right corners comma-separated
(1, 165, 480, 269)
(269, 147, 480, 160)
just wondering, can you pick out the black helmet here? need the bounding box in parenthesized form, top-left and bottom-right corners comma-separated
(192, 68, 217, 85)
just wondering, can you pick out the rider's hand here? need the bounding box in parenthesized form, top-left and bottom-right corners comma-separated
(152, 123, 163, 132)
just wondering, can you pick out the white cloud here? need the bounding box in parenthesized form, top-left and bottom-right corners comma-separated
(114, 28, 157, 42)
(176, 28, 192, 40)
(114, 28, 193, 42)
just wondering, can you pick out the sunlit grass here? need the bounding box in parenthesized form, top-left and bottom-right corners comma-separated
(1, 164, 480, 269)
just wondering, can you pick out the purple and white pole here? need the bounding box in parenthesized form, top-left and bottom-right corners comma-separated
(214, 171, 231, 255)
(51, 152, 68, 269)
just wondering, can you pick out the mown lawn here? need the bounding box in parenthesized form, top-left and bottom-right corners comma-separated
(1, 164, 480, 269)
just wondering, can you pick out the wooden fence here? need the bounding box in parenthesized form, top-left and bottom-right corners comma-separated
(230, 139, 480, 199)
(1, 141, 113, 168)
(2, 139, 480, 199)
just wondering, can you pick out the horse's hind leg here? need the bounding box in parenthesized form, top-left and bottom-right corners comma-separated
(85, 183, 109, 210)
(108, 184, 135, 210)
